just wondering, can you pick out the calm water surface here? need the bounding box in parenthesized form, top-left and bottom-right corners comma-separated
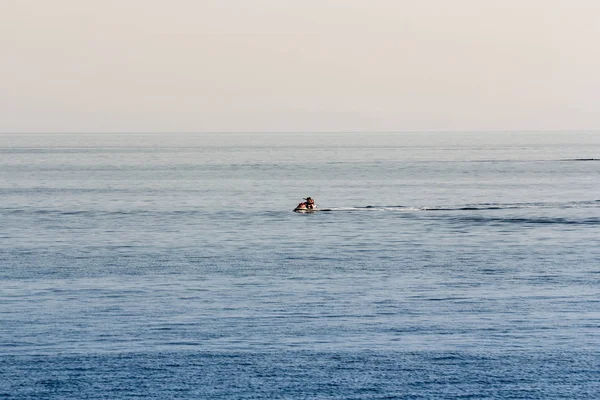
(1, 132, 599, 399)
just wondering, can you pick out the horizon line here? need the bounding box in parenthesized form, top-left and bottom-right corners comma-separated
(1, 129, 599, 135)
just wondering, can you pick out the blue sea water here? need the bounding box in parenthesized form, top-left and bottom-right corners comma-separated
(1, 132, 599, 399)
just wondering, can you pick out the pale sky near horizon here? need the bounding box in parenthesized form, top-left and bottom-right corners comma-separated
(1, 0, 599, 133)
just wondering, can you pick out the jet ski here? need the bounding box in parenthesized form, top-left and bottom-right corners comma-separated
(294, 196, 317, 213)
(294, 203, 318, 213)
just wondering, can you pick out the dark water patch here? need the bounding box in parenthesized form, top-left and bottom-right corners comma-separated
(428, 206, 502, 211)
(446, 158, 599, 163)
(1, 350, 599, 399)
(327, 200, 600, 213)
(446, 215, 600, 226)
(425, 200, 600, 211)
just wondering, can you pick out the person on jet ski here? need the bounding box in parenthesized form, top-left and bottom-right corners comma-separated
(296, 197, 315, 210)
(304, 197, 315, 209)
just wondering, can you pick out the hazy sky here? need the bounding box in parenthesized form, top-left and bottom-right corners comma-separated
(1, 0, 599, 133)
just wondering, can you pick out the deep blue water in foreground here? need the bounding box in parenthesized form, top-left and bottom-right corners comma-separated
(1, 132, 599, 399)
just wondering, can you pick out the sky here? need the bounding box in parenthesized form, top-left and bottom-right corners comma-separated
(1, 0, 599, 133)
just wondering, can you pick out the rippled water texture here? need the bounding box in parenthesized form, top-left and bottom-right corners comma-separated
(1, 132, 599, 399)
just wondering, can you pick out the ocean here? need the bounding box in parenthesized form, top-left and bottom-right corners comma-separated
(1, 132, 599, 399)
